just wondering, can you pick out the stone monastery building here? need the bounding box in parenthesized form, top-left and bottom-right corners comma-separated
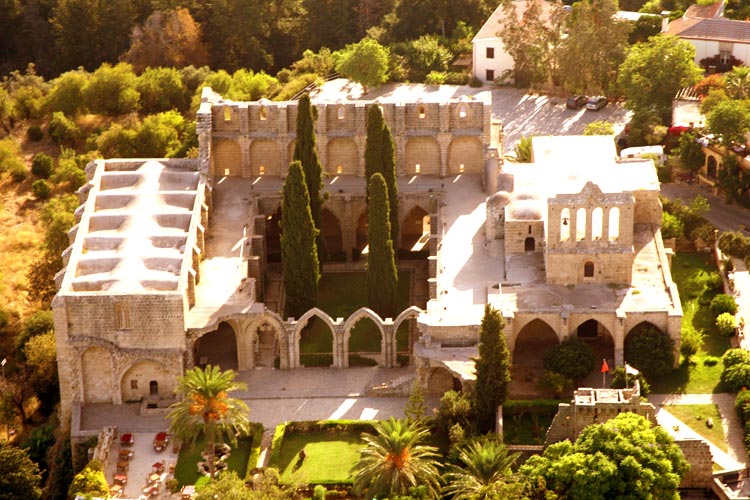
(53, 85, 681, 423)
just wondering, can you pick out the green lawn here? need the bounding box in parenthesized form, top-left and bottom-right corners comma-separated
(300, 272, 412, 364)
(666, 404, 728, 452)
(174, 436, 254, 486)
(274, 430, 363, 484)
(503, 401, 561, 445)
(651, 253, 731, 394)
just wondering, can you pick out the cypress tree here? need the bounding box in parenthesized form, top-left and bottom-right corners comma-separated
(293, 93, 325, 259)
(473, 304, 511, 434)
(366, 173, 398, 319)
(281, 161, 320, 318)
(365, 105, 399, 246)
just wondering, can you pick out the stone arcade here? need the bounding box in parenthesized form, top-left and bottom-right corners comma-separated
(53, 86, 681, 426)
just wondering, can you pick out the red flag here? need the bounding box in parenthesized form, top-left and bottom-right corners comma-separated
(601, 359, 610, 373)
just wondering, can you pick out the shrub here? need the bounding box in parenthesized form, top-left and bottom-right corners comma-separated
(48, 112, 80, 145)
(0, 308, 9, 329)
(680, 327, 703, 359)
(31, 153, 53, 178)
(735, 389, 750, 423)
(514, 136, 533, 162)
(711, 294, 738, 317)
(27, 125, 44, 141)
(313, 484, 327, 500)
(703, 356, 720, 366)
(425, 71, 447, 85)
(537, 370, 573, 398)
(661, 212, 684, 239)
(470, 76, 483, 87)
(83, 63, 140, 116)
(716, 312, 738, 336)
(0, 138, 26, 181)
(702, 272, 724, 294)
(445, 72, 470, 85)
(718, 231, 750, 259)
(51, 157, 86, 190)
(32, 180, 51, 200)
(94, 123, 137, 158)
(721, 362, 750, 392)
(624, 325, 675, 380)
(543, 337, 595, 381)
(722, 348, 750, 369)
(435, 390, 475, 436)
(6, 161, 27, 182)
(136, 67, 189, 114)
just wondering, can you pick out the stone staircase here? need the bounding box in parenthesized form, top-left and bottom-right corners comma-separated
(366, 373, 416, 396)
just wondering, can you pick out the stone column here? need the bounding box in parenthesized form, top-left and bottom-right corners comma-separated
(614, 315, 626, 366)
(602, 207, 610, 243)
(569, 207, 578, 247)
(240, 136, 251, 178)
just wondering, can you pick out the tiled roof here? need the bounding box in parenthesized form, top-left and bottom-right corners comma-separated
(684, 1, 724, 19)
(666, 17, 750, 43)
(473, 0, 559, 41)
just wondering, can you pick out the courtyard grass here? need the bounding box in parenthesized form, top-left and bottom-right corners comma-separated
(174, 433, 257, 486)
(665, 404, 728, 452)
(273, 429, 363, 485)
(503, 400, 561, 445)
(651, 253, 731, 394)
(300, 271, 412, 364)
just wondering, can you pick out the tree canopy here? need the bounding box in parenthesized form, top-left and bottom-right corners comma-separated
(366, 173, 399, 318)
(0, 442, 42, 500)
(618, 35, 702, 123)
(335, 38, 390, 89)
(521, 412, 688, 500)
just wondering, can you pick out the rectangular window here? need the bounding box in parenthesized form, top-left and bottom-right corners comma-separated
(486, 69, 495, 81)
(130, 380, 138, 390)
(486, 47, 495, 59)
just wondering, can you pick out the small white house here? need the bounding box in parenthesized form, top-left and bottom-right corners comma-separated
(471, 0, 559, 84)
(664, 1, 750, 66)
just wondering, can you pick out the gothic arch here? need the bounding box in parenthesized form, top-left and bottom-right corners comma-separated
(194, 321, 239, 370)
(321, 207, 344, 257)
(326, 138, 358, 176)
(241, 312, 287, 369)
(393, 306, 423, 333)
(513, 318, 559, 367)
(404, 137, 440, 175)
(249, 139, 281, 176)
(400, 205, 431, 252)
(82, 346, 113, 404)
(213, 139, 241, 177)
(447, 136, 483, 174)
(294, 307, 337, 367)
(343, 307, 385, 367)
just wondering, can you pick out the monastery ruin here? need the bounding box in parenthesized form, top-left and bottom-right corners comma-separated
(53, 86, 682, 424)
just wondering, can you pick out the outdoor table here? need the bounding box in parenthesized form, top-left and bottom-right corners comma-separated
(109, 484, 123, 498)
(120, 433, 134, 446)
(181, 485, 196, 499)
(118, 449, 133, 460)
(116, 461, 129, 473)
(153, 431, 169, 451)
(113, 473, 127, 485)
(148, 472, 161, 484)
(152, 462, 165, 473)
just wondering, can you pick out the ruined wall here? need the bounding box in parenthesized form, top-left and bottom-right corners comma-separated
(676, 438, 714, 489)
(200, 90, 499, 180)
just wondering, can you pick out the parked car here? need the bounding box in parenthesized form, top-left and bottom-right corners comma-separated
(586, 96, 608, 110)
(566, 95, 587, 109)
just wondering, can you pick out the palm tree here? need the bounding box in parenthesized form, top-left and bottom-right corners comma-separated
(442, 437, 520, 500)
(725, 66, 750, 100)
(168, 365, 250, 479)
(353, 418, 442, 500)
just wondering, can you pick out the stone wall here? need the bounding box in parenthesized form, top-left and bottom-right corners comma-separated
(676, 438, 714, 489)
(198, 88, 499, 180)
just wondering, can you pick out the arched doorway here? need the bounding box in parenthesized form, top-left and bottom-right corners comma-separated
(194, 322, 238, 370)
(120, 360, 174, 403)
(255, 322, 280, 368)
(347, 316, 383, 366)
(265, 208, 282, 263)
(524, 237, 535, 252)
(400, 206, 430, 256)
(355, 211, 368, 260)
(426, 367, 462, 394)
(707, 156, 717, 179)
(513, 319, 559, 393)
(321, 208, 344, 261)
(575, 319, 615, 376)
(297, 312, 335, 367)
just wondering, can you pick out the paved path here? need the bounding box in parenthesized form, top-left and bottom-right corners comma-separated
(650, 393, 747, 471)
